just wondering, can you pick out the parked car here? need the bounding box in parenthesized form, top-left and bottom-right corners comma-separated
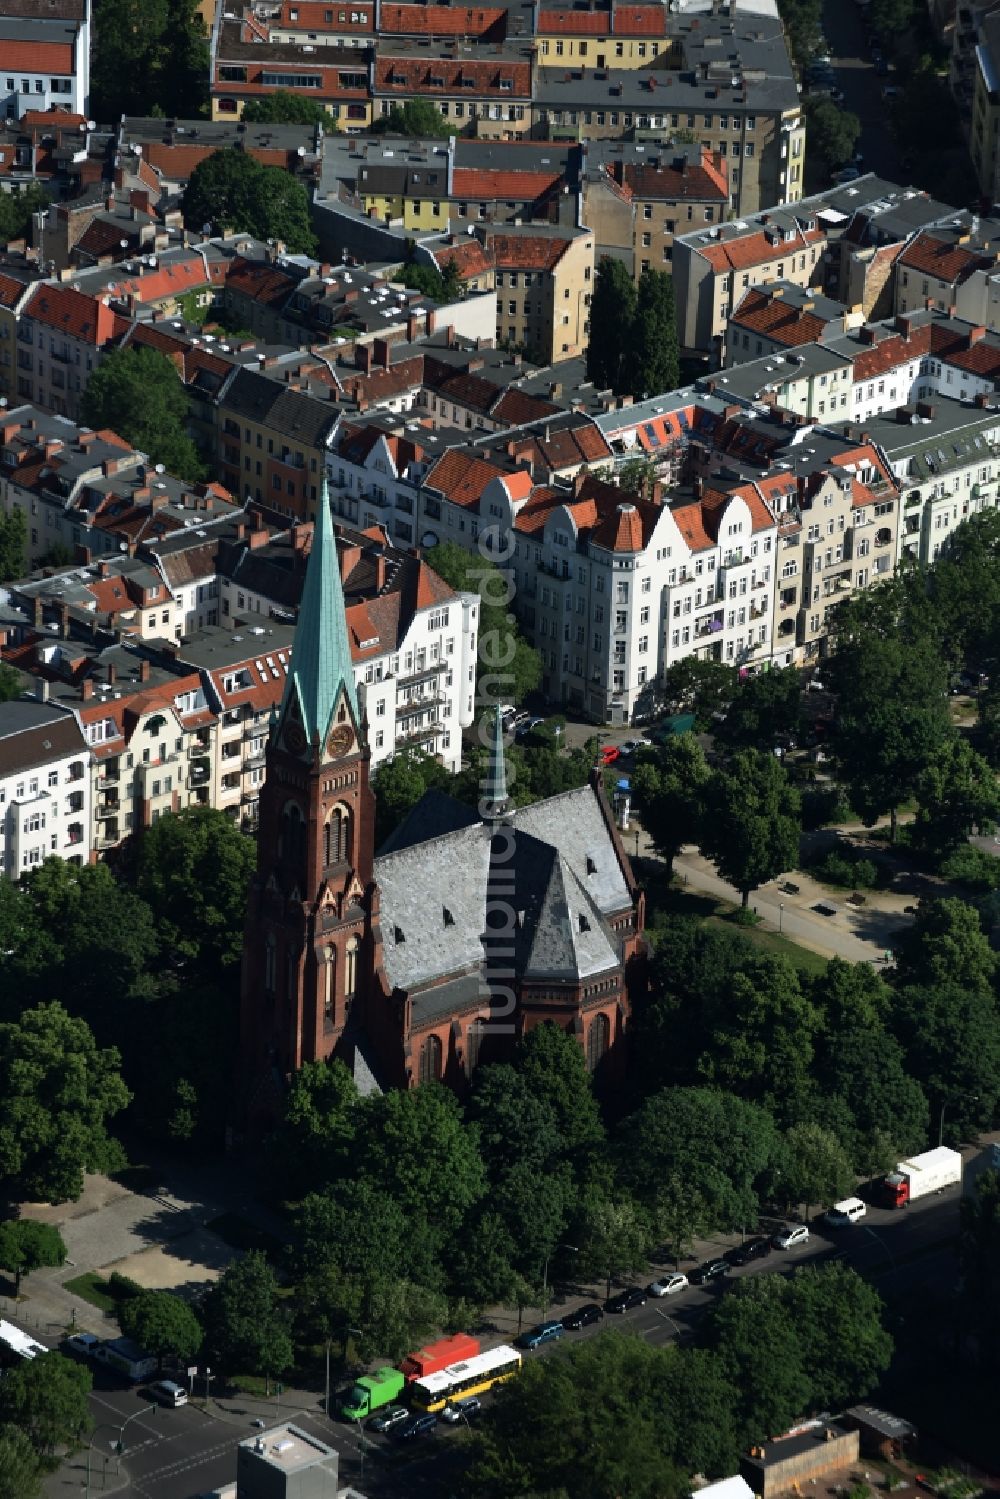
(65, 1333, 101, 1360)
(392, 1412, 438, 1441)
(689, 1259, 729, 1286)
(368, 1404, 410, 1433)
(601, 744, 621, 765)
(648, 1274, 689, 1297)
(517, 1320, 564, 1349)
(516, 716, 545, 739)
(440, 1396, 482, 1424)
(620, 739, 643, 755)
(562, 1302, 605, 1330)
(605, 1286, 647, 1313)
(881, 84, 900, 99)
(832, 166, 860, 184)
(726, 1237, 772, 1267)
(772, 1224, 810, 1249)
(825, 1196, 867, 1228)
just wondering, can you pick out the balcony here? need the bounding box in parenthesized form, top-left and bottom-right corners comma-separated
(188, 739, 213, 757)
(397, 662, 444, 688)
(95, 801, 119, 820)
(397, 696, 444, 722)
(190, 761, 211, 786)
(398, 721, 445, 746)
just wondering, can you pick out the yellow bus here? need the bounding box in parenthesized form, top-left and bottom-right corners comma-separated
(409, 1344, 522, 1412)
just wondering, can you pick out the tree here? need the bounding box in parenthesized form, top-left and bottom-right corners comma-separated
(0, 1222, 66, 1299)
(392, 259, 462, 303)
(182, 149, 317, 255)
(704, 1276, 810, 1447)
(958, 1167, 1000, 1366)
(632, 733, 710, 873)
(927, 510, 1000, 671)
(241, 90, 333, 125)
(296, 1180, 407, 1286)
(700, 749, 801, 907)
(889, 980, 1000, 1142)
(0, 1003, 130, 1204)
(426, 541, 542, 707)
(616, 1088, 779, 1238)
(513, 1023, 606, 1169)
(912, 738, 1000, 860)
(573, 1187, 648, 1300)
(91, 0, 208, 121)
(0, 1352, 91, 1458)
(869, 0, 917, 33)
(81, 346, 204, 483)
(202, 1251, 292, 1385)
(272, 1059, 358, 1198)
(136, 807, 255, 977)
(119, 1290, 203, 1372)
(0, 663, 26, 703)
(371, 748, 455, 848)
(0, 507, 26, 582)
(780, 1121, 854, 1220)
(827, 598, 952, 842)
(371, 101, 452, 137)
(804, 98, 861, 170)
(0, 1424, 42, 1499)
(787, 1263, 893, 1405)
(661, 658, 736, 727)
(586, 256, 636, 394)
(623, 268, 679, 400)
(353, 1276, 448, 1363)
(715, 668, 802, 751)
(617, 455, 659, 498)
(0, 184, 49, 248)
(894, 897, 997, 993)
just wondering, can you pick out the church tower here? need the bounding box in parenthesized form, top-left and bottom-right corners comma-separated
(238, 478, 376, 1128)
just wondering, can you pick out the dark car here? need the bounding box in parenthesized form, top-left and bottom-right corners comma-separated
(517, 1320, 564, 1349)
(605, 1286, 647, 1313)
(393, 1412, 438, 1441)
(726, 1237, 772, 1267)
(562, 1302, 605, 1331)
(689, 1259, 730, 1286)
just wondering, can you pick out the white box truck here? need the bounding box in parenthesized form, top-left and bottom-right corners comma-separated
(880, 1146, 962, 1208)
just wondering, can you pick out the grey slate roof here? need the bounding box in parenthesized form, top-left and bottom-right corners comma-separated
(220, 368, 339, 448)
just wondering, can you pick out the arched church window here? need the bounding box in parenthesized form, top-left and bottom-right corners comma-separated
(324, 945, 336, 1022)
(344, 936, 359, 1003)
(324, 805, 351, 866)
(418, 1033, 443, 1085)
(585, 1011, 610, 1074)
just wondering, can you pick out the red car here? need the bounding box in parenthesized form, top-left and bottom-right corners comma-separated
(601, 745, 620, 765)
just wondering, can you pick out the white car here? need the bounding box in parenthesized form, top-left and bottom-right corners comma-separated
(772, 1224, 810, 1249)
(825, 1196, 867, 1227)
(648, 1274, 689, 1297)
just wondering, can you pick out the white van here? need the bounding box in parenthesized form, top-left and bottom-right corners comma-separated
(149, 1379, 187, 1407)
(825, 1197, 867, 1227)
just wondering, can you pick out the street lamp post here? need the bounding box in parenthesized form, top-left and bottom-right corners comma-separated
(779, 902, 784, 935)
(85, 1423, 120, 1497)
(541, 1243, 578, 1317)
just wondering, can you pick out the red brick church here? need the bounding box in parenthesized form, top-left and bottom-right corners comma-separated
(238, 484, 645, 1129)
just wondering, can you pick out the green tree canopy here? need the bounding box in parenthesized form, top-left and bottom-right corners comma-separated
(889, 979, 1000, 1142)
(894, 896, 997, 993)
(585, 256, 637, 394)
(426, 541, 542, 705)
(716, 668, 802, 751)
(202, 1250, 292, 1380)
(119, 1290, 203, 1371)
(81, 346, 204, 483)
(513, 1023, 606, 1169)
(958, 1167, 1000, 1366)
(371, 101, 451, 137)
(0, 1423, 42, 1499)
(623, 268, 679, 400)
(241, 90, 333, 125)
(392, 258, 463, 303)
(371, 748, 454, 849)
(786, 1263, 893, 1406)
(0, 185, 49, 249)
(632, 733, 710, 872)
(804, 98, 861, 170)
(700, 749, 801, 906)
(0, 1352, 91, 1458)
(704, 1275, 810, 1446)
(91, 0, 208, 123)
(911, 738, 1000, 860)
(136, 807, 255, 977)
(0, 662, 26, 703)
(780, 1121, 855, 1219)
(0, 1003, 130, 1203)
(0, 1221, 66, 1298)
(0, 507, 27, 583)
(272, 1058, 359, 1197)
(182, 149, 317, 255)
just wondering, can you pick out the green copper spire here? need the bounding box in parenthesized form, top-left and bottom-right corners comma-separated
(484, 703, 509, 818)
(279, 475, 359, 746)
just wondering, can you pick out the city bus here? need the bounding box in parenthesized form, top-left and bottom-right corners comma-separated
(0, 1319, 47, 1370)
(409, 1344, 522, 1413)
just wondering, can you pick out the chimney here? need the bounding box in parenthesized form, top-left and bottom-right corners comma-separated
(374, 553, 387, 591)
(859, 325, 878, 345)
(98, 560, 110, 578)
(373, 337, 391, 371)
(59, 602, 70, 638)
(140, 659, 151, 682)
(969, 325, 987, 344)
(82, 679, 93, 701)
(693, 475, 704, 500)
(37, 679, 49, 704)
(107, 663, 116, 685)
(235, 520, 247, 542)
(33, 596, 44, 629)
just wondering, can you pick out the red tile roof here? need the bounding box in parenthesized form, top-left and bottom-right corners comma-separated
(434, 239, 494, 280)
(608, 150, 728, 204)
(381, 3, 506, 36)
(699, 225, 825, 274)
(0, 273, 32, 310)
(20, 110, 86, 129)
(730, 286, 831, 347)
(898, 231, 994, 286)
(375, 55, 532, 97)
(75, 218, 145, 261)
(490, 388, 562, 427)
(487, 231, 571, 271)
(274, 0, 374, 26)
(537, 4, 666, 33)
(24, 284, 119, 344)
(423, 449, 507, 508)
(225, 257, 297, 308)
(451, 166, 562, 202)
(4, 41, 74, 73)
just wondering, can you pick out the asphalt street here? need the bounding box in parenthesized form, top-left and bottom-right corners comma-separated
(819, 0, 904, 184)
(35, 1169, 968, 1499)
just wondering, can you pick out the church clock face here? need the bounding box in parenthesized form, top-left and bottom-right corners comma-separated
(284, 720, 307, 754)
(327, 723, 354, 758)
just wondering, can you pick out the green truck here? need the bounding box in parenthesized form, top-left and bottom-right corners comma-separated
(340, 1366, 405, 1421)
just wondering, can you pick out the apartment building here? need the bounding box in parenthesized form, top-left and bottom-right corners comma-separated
(697, 344, 856, 424)
(967, 7, 1000, 202)
(0, 272, 38, 405)
(372, 48, 535, 139)
(534, 3, 673, 69)
(829, 394, 1000, 566)
(0, 697, 90, 878)
(487, 224, 593, 362)
(210, 14, 372, 126)
(582, 141, 729, 279)
(0, 0, 92, 121)
(894, 224, 1000, 328)
(11, 559, 185, 644)
(725, 283, 860, 367)
(14, 284, 123, 421)
(215, 367, 340, 521)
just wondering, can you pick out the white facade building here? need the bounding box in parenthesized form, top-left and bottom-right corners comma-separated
(0, 697, 90, 878)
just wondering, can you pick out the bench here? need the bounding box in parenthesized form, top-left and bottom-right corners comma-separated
(847, 892, 867, 907)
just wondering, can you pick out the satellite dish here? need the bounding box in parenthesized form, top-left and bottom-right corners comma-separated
(132, 142, 141, 154)
(87, 120, 96, 131)
(154, 463, 165, 474)
(297, 145, 306, 157)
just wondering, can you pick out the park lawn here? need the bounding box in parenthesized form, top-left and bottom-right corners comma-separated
(644, 873, 830, 976)
(703, 913, 830, 977)
(63, 1272, 117, 1314)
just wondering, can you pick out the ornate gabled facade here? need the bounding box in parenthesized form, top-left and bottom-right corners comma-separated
(238, 487, 645, 1128)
